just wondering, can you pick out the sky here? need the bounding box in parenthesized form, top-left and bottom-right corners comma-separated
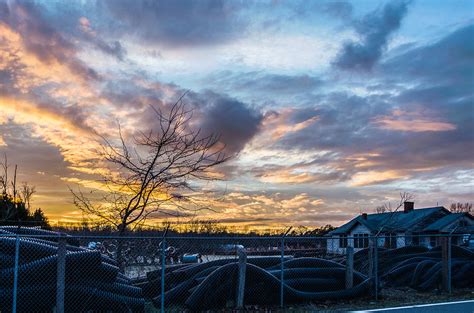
(0, 0, 473, 230)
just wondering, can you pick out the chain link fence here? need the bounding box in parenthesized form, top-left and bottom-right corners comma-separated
(0, 227, 473, 312)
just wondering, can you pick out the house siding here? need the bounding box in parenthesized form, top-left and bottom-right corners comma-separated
(397, 233, 406, 248)
(327, 223, 371, 254)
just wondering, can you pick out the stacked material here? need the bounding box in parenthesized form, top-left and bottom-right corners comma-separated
(353, 245, 474, 291)
(0, 227, 144, 312)
(135, 257, 370, 310)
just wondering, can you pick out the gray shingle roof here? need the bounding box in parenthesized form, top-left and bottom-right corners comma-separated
(330, 206, 447, 235)
(423, 213, 474, 232)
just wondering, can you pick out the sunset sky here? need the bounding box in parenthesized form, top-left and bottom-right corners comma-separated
(0, 0, 473, 229)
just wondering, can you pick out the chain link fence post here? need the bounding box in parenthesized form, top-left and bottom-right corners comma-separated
(160, 225, 169, 313)
(448, 234, 452, 294)
(442, 234, 452, 293)
(368, 236, 373, 294)
(161, 236, 166, 313)
(345, 246, 354, 289)
(12, 233, 20, 313)
(374, 236, 379, 301)
(368, 235, 378, 300)
(280, 227, 292, 308)
(236, 246, 247, 308)
(280, 236, 284, 308)
(56, 234, 66, 313)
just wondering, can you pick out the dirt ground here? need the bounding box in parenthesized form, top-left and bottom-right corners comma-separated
(275, 288, 474, 312)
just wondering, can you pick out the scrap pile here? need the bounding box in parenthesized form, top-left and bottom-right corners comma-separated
(354, 245, 474, 291)
(0, 227, 144, 312)
(134, 257, 370, 310)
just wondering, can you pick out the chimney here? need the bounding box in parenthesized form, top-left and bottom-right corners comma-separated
(404, 201, 414, 213)
(361, 213, 368, 220)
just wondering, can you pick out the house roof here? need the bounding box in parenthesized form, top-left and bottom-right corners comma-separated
(456, 225, 474, 233)
(423, 212, 474, 232)
(330, 206, 447, 235)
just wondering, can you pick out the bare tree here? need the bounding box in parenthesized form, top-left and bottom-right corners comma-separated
(11, 164, 17, 203)
(375, 192, 414, 236)
(70, 96, 228, 238)
(449, 202, 472, 213)
(0, 155, 17, 220)
(375, 205, 391, 213)
(20, 182, 36, 210)
(0, 154, 8, 196)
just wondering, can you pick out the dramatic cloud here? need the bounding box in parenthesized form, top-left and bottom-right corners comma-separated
(195, 92, 263, 154)
(261, 22, 474, 185)
(206, 71, 323, 95)
(100, 80, 263, 156)
(334, 0, 411, 70)
(103, 0, 248, 47)
(77, 17, 126, 61)
(382, 24, 474, 85)
(0, 0, 471, 228)
(258, 108, 319, 142)
(0, 1, 99, 81)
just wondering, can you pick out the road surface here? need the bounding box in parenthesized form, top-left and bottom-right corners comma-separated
(351, 300, 474, 313)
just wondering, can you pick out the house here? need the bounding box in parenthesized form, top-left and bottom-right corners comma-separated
(327, 202, 474, 254)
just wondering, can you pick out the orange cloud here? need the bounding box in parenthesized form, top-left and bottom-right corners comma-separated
(257, 167, 322, 184)
(281, 193, 324, 210)
(0, 23, 95, 92)
(350, 170, 407, 186)
(0, 96, 105, 178)
(373, 109, 456, 132)
(258, 108, 319, 142)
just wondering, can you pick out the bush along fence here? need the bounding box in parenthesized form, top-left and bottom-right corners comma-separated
(0, 227, 473, 312)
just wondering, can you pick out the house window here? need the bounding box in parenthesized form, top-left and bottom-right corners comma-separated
(430, 236, 437, 248)
(339, 234, 348, 248)
(354, 233, 369, 248)
(384, 233, 397, 249)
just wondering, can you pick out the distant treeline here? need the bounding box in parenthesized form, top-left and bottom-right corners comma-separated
(53, 219, 335, 237)
(0, 194, 50, 228)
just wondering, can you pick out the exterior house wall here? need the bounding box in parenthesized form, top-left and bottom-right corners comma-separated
(422, 235, 437, 248)
(351, 224, 371, 235)
(375, 232, 406, 249)
(350, 224, 372, 252)
(326, 237, 340, 254)
(327, 223, 372, 254)
(396, 233, 406, 248)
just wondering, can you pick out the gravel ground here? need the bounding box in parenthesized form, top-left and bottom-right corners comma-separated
(147, 288, 474, 312)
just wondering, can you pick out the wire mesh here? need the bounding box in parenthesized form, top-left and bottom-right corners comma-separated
(0, 228, 473, 312)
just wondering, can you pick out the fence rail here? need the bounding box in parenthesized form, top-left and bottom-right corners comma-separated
(0, 228, 473, 312)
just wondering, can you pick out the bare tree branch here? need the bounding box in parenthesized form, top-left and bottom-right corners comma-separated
(70, 94, 230, 237)
(375, 192, 414, 236)
(449, 202, 472, 213)
(20, 182, 36, 210)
